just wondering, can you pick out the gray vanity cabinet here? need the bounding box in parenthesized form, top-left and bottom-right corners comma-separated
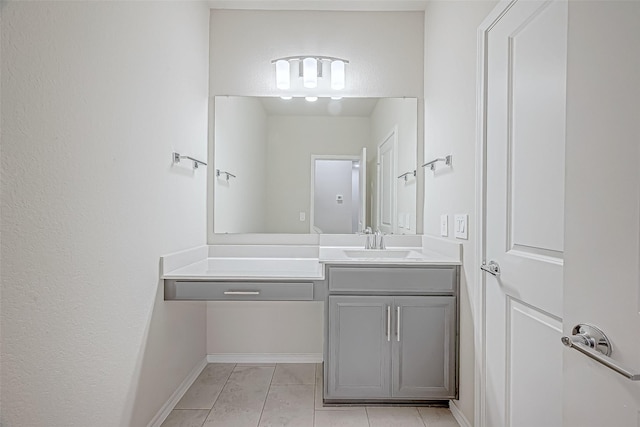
(325, 265, 458, 402)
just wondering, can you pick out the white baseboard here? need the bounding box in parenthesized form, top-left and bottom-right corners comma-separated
(449, 400, 472, 427)
(147, 357, 208, 427)
(207, 353, 323, 364)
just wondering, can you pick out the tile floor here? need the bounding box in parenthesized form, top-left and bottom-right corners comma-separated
(161, 363, 460, 427)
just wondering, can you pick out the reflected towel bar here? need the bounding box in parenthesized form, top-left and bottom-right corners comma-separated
(422, 155, 452, 171)
(172, 152, 207, 169)
(397, 170, 416, 181)
(216, 169, 237, 181)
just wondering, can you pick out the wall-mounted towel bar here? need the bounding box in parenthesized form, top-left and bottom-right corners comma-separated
(173, 152, 207, 169)
(397, 170, 416, 181)
(422, 155, 452, 171)
(216, 169, 237, 181)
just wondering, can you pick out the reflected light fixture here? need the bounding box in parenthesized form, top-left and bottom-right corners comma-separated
(330, 60, 345, 90)
(271, 56, 349, 92)
(275, 59, 290, 90)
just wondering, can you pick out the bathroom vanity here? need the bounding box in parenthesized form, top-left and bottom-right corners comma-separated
(324, 264, 458, 402)
(161, 236, 460, 404)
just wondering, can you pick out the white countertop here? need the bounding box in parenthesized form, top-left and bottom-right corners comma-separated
(318, 246, 461, 266)
(162, 257, 324, 281)
(161, 237, 461, 281)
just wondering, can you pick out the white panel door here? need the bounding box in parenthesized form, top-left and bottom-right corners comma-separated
(562, 2, 640, 426)
(377, 129, 397, 234)
(483, 1, 567, 426)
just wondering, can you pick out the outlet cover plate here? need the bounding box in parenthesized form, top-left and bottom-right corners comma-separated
(440, 215, 448, 237)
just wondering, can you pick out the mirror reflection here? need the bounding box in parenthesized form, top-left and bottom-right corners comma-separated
(213, 96, 418, 234)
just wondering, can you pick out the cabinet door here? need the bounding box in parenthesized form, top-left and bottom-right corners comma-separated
(392, 296, 456, 398)
(327, 296, 392, 399)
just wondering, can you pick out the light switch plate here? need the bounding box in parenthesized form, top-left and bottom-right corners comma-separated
(440, 215, 448, 237)
(454, 214, 468, 239)
(299, 212, 306, 222)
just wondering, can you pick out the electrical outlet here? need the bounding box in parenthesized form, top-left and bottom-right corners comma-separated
(440, 215, 448, 237)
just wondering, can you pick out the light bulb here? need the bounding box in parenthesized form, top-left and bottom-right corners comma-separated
(331, 60, 345, 90)
(275, 60, 290, 90)
(280, 96, 293, 100)
(303, 57, 318, 89)
(305, 96, 318, 102)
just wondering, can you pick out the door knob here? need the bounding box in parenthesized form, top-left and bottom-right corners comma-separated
(481, 260, 501, 276)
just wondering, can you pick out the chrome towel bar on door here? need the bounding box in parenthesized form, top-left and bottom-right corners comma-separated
(561, 323, 640, 381)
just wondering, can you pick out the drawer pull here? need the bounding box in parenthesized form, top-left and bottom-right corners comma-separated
(223, 291, 261, 295)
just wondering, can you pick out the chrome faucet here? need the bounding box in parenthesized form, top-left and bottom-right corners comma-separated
(374, 229, 386, 250)
(364, 227, 373, 249)
(363, 227, 386, 250)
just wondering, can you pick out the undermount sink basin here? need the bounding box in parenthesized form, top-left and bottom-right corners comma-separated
(343, 249, 416, 259)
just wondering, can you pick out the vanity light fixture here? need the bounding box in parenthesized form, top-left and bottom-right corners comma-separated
(303, 57, 318, 88)
(271, 56, 349, 92)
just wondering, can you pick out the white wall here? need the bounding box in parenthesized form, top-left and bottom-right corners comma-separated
(423, 1, 498, 424)
(214, 96, 268, 233)
(370, 98, 418, 234)
(1, 2, 209, 426)
(266, 116, 369, 233)
(207, 301, 324, 356)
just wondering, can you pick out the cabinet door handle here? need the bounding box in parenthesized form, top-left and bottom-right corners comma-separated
(386, 305, 391, 342)
(397, 306, 401, 342)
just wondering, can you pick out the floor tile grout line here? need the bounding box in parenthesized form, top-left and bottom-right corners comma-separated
(417, 406, 428, 427)
(256, 362, 277, 427)
(199, 363, 236, 427)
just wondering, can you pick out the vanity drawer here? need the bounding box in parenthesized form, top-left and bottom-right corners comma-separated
(166, 280, 314, 301)
(328, 266, 456, 294)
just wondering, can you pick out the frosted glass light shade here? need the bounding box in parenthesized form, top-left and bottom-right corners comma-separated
(303, 57, 318, 88)
(331, 60, 345, 90)
(275, 60, 290, 90)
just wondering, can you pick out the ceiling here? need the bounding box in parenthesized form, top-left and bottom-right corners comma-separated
(206, 0, 429, 11)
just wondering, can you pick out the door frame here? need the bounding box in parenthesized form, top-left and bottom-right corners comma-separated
(474, 2, 519, 426)
(309, 154, 361, 234)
